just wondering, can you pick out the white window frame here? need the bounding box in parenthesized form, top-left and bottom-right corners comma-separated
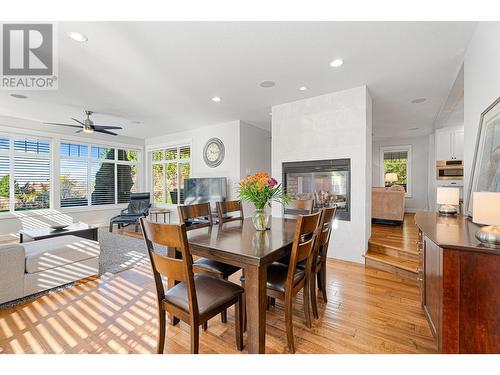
(60, 141, 142, 209)
(150, 144, 191, 207)
(379, 145, 412, 198)
(0, 135, 53, 214)
(0, 125, 144, 219)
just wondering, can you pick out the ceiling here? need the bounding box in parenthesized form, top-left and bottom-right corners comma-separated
(0, 22, 476, 140)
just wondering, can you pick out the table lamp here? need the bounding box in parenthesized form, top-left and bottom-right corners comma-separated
(436, 187, 459, 215)
(472, 192, 500, 249)
(385, 173, 398, 186)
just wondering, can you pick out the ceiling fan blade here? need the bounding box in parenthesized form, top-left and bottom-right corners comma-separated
(75, 129, 83, 133)
(95, 129, 118, 136)
(44, 122, 83, 128)
(93, 125, 123, 130)
(71, 118, 85, 126)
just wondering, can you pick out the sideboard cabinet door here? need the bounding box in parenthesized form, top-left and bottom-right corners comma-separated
(423, 236, 443, 349)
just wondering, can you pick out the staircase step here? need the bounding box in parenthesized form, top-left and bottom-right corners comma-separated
(368, 240, 419, 261)
(363, 250, 419, 274)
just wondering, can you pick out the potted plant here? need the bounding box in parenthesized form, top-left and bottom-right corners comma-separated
(237, 172, 291, 230)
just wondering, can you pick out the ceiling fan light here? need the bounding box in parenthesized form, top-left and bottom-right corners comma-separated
(83, 127, 94, 134)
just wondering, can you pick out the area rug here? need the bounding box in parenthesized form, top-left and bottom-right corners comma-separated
(0, 231, 151, 309)
(98, 231, 149, 274)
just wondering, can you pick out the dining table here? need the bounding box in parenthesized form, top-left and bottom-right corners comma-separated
(167, 217, 297, 354)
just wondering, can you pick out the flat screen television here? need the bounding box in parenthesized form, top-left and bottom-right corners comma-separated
(183, 177, 227, 206)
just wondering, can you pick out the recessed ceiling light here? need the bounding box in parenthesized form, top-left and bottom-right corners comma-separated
(259, 81, 276, 88)
(411, 98, 427, 104)
(408, 127, 420, 131)
(211, 96, 221, 103)
(299, 86, 307, 91)
(67, 31, 88, 43)
(10, 94, 28, 99)
(330, 59, 344, 68)
(131, 120, 141, 124)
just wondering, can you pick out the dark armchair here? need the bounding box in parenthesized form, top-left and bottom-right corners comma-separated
(109, 192, 152, 232)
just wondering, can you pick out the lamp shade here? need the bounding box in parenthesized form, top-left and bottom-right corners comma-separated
(385, 173, 398, 183)
(436, 187, 459, 205)
(473, 192, 500, 226)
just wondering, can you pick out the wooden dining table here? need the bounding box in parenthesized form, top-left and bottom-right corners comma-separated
(167, 217, 297, 354)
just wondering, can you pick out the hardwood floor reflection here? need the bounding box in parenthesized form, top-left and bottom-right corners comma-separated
(0, 255, 437, 354)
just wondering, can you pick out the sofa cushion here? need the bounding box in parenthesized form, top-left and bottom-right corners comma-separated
(23, 235, 100, 274)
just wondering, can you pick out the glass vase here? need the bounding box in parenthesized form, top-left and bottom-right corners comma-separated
(252, 208, 270, 231)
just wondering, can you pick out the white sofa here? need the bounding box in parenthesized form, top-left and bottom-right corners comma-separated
(0, 235, 100, 304)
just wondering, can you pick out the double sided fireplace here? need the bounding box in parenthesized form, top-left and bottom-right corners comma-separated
(282, 158, 351, 221)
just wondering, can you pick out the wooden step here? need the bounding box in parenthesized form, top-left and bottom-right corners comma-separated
(364, 255, 419, 281)
(364, 251, 418, 273)
(368, 240, 419, 262)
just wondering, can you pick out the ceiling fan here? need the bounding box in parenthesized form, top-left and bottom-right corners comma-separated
(45, 110, 123, 136)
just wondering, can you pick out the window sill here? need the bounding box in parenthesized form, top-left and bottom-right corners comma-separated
(0, 204, 128, 220)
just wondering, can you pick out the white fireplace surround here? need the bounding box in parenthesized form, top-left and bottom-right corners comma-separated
(271, 86, 372, 264)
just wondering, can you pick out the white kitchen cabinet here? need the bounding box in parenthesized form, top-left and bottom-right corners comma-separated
(453, 129, 464, 160)
(435, 126, 464, 161)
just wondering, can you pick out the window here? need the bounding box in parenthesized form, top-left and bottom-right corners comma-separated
(60, 142, 140, 207)
(0, 136, 51, 212)
(151, 145, 191, 205)
(380, 145, 412, 197)
(0, 137, 10, 212)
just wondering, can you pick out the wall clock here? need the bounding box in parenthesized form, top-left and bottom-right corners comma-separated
(203, 137, 225, 168)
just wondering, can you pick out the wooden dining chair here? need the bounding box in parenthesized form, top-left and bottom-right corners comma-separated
(216, 200, 244, 224)
(284, 199, 314, 218)
(140, 218, 244, 354)
(266, 211, 321, 353)
(303, 206, 336, 320)
(177, 202, 241, 324)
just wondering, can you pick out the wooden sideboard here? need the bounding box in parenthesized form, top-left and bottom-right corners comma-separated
(415, 212, 500, 353)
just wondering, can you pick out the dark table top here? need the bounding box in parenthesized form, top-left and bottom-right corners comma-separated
(186, 217, 297, 266)
(19, 222, 97, 238)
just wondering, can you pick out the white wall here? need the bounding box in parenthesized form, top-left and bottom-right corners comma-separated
(372, 135, 430, 212)
(272, 86, 372, 264)
(239, 122, 272, 216)
(145, 120, 271, 221)
(146, 120, 241, 205)
(463, 22, 500, 205)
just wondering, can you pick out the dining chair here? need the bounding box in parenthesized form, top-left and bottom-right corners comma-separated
(216, 200, 244, 224)
(301, 206, 336, 320)
(266, 211, 321, 353)
(284, 199, 314, 218)
(140, 218, 244, 354)
(177, 202, 241, 324)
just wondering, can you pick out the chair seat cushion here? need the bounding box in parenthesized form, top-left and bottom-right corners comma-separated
(194, 258, 240, 278)
(164, 274, 243, 315)
(24, 235, 101, 274)
(266, 262, 305, 293)
(111, 215, 141, 223)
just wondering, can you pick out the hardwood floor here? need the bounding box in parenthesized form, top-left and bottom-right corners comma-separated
(365, 213, 420, 279)
(0, 239, 437, 354)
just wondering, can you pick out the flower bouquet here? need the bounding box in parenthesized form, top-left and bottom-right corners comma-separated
(237, 172, 291, 230)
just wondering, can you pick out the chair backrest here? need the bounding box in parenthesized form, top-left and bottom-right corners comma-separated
(139, 218, 198, 316)
(128, 192, 151, 215)
(286, 212, 321, 292)
(177, 203, 213, 231)
(216, 200, 244, 224)
(284, 199, 314, 218)
(315, 206, 337, 264)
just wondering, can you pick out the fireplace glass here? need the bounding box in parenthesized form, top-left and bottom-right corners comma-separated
(283, 159, 350, 221)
